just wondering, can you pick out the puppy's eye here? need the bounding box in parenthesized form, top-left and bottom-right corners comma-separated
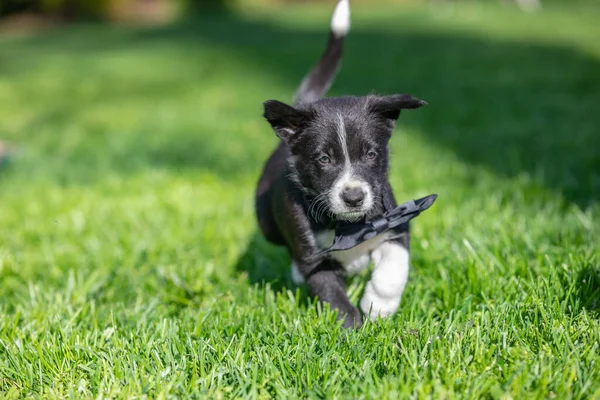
(317, 155, 331, 165)
(366, 150, 377, 160)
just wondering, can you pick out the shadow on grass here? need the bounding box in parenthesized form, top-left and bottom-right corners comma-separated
(233, 231, 312, 298)
(571, 266, 600, 318)
(556, 263, 600, 319)
(3, 9, 599, 207)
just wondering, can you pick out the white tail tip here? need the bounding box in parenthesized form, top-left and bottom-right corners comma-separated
(331, 0, 350, 37)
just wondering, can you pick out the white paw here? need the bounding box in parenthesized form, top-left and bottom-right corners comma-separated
(359, 241, 410, 320)
(360, 282, 401, 319)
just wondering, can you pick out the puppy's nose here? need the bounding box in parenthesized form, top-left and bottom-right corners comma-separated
(341, 187, 365, 207)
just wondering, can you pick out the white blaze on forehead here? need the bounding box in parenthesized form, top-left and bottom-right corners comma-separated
(336, 113, 351, 169)
(328, 112, 374, 219)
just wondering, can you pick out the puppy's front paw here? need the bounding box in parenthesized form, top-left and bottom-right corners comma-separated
(360, 283, 401, 320)
(338, 306, 363, 329)
(359, 241, 409, 320)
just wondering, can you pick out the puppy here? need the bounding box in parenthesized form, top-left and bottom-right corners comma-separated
(255, 0, 427, 328)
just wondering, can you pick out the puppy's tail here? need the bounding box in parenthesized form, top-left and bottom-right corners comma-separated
(293, 0, 350, 105)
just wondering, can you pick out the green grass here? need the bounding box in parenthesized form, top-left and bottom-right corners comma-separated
(1, 2, 600, 398)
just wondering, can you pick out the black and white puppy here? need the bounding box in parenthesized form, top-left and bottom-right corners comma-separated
(255, 0, 427, 328)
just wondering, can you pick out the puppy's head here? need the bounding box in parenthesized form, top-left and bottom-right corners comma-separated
(264, 95, 426, 222)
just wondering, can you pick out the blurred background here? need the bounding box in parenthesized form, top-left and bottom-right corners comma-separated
(0, 0, 597, 25)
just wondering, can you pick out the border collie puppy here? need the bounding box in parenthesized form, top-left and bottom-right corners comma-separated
(255, 0, 427, 328)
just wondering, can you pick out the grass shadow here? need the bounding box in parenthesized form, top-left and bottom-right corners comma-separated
(572, 266, 600, 317)
(557, 262, 600, 319)
(234, 231, 311, 301)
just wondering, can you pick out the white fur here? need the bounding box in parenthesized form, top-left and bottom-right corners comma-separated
(331, 0, 350, 37)
(336, 113, 350, 165)
(360, 242, 410, 320)
(328, 115, 373, 220)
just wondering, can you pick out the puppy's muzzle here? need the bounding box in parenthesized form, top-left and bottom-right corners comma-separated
(340, 186, 365, 208)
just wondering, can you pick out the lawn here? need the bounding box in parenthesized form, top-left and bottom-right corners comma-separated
(1, 1, 599, 398)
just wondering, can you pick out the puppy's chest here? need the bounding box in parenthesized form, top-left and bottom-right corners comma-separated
(315, 230, 392, 274)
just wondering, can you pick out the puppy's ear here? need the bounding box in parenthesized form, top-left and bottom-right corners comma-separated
(263, 100, 309, 141)
(369, 94, 427, 122)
